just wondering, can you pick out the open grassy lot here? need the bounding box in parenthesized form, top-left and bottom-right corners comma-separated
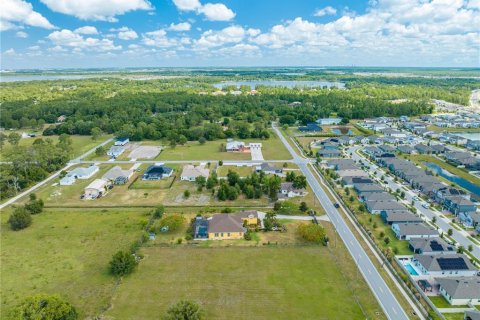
(156, 132, 291, 161)
(0, 134, 112, 160)
(106, 245, 384, 319)
(0, 207, 148, 318)
(216, 164, 255, 177)
(406, 154, 480, 187)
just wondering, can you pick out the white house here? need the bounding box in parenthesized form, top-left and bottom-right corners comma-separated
(84, 179, 109, 199)
(226, 140, 245, 152)
(107, 146, 125, 158)
(60, 165, 99, 185)
(436, 277, 480, 306)
(114, 137, 129, 146)
(278, 182, 305, 199)
(180, 165, 210, 181)
(391, 223, 438, 240)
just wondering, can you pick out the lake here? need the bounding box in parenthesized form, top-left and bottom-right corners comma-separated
(213, 80, 345, 89)
(0, 74, 99, 82)
(424, 162, 480, 198)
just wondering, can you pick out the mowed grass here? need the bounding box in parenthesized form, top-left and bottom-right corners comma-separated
(0, 134, 112, 160)
(216, 165, 255, 177)
(106, 246, 383, 320)
(156, 132, 292, 161)
(427, 125, 480, 133)
(0, 207, 149, 318)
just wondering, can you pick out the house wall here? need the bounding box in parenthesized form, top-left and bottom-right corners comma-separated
(440, 287, 480, 305)
(208, 232, 244, 240)
(84, 188, 101, 199)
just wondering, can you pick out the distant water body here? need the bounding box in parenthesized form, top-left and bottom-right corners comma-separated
(455, 133, 480, 141)
(213, 80, 345, 89)
(0, 74, 98, 82)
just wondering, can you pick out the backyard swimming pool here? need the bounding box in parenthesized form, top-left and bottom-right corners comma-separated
(405, 263, 419, 276)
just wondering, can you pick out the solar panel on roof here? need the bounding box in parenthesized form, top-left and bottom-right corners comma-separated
(429, 240, 444, 251)
(437, 257, 468, 270)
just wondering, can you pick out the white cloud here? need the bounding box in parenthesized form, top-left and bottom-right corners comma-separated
(1, 0, 55, 31)
(168, 22, 192, 31)
(314, 6, 337, 17)
(172, 0, 201, 11)
(119, 29, 138, 40)
(47, 29, 121, 51)
(28, 45, 40, 50)
(198, 3, 235, 21)
(142, 29, 180, 47)
(16, 31, 28, 38)
(39, 0, 153, 22)
(74, 26, 98, 35)
(4, 48, 17, 55)
(172, 0, 235, 21)
(196, 25, 246, 48)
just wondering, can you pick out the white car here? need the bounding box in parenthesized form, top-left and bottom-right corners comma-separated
(422, 203, 430, 209)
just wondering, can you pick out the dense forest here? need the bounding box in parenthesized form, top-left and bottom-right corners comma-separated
(0, 75, 464, 142)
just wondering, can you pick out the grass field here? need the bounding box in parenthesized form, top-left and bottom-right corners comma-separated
(156, 132, 292, 161)
(429, 296, 468, 309)
(0, 134, 112, 160)
(216, 165, 255, 177)
(105, 245, 385, 319)
(0, 207, 148, 318)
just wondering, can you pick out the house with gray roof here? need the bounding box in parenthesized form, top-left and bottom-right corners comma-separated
(413, 254, 477, 277)
(437, 277, 480, 305)
(391, 223, 438, 240)
(408, 238, 455, 255)
(325, 158, 357, 170)
(60, 165, 99, 185)
(360, 192, 396, 202)
(317, 149, 342, 158)
(256, 163, 283, 176)
(414, 144, 432, 154)
(107, 146, 126, 158)
(365, 200, 407, 214)
(397, 145, 414, 154)
(354, 183, 384, 194)
(342, 176, 373, 188)
(382, 211, 423, 225)
(464, 310, 480, 320)
(102, 166, 133, 185)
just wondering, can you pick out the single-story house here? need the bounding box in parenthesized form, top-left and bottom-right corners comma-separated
(299, 122, 322, 132)
(414, 144, 432, 154)
(397, 145, 414, 154)
(365, 200, 407, 214)
(102, 166, 133, 185)
(256, 163, 283, 176)
(180, 165, 210, 181)
(337, 169, 369, 179)
(142, 165, 174, 180)
(354, 183, 384, 194)
(412, 254, 477, 277)
(317, 149, 342, 158)
(226, 140, 245, 152)
(408, 238, 455, 254)
(278, 182, 305, 199)
(107, 146, 125, 158)
(114, 137, 129, 146)
(325, 159, 357, 170)
(317, 118, 342, 125)
(381, 211, 423, 225)
(197, 211, 260, 240)
(360, 192, 396, 202)
(464, 310, 480, 320)
(60, 165, 99, 185)
(84, 178, 109, 199)
(391, 223, 438, 240)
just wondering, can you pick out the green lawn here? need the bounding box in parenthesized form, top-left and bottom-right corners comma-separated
(427, 125, 480, 133)
(0, 134, 112, 160)
(443, 313, 467, 320)
(216, 165, 255, 177)
(0, 207, 148, 318)
(429, 296, 468, 309)
(156, 131, 292, 161)
(105, 246, 385, 319)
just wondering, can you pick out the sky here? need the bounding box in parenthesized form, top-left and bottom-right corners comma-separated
(1, 0, 479, 69)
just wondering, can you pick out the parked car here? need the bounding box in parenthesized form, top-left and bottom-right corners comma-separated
(334, 203, 340, 208)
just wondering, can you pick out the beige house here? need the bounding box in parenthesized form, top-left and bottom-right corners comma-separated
(180, 165, 210, 182)
(84, 179, 109, 200)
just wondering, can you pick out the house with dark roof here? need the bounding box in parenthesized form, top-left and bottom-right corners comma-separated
(200, 211, 260, 240)
(408, 238, 455, 254)
(437, 278, 480, 305)
(391, 223, 438, 240)
(114, 137, 129, 146)
(464, 310, 480, 320)
(412, 254, 477, 277)
(256, 163, 283, 176)
(397, 145, 414, 154)
(365, 200, 407, 214)
(325, 159, 357, 170)
(342, 176, 373, 188)
(299, 122, 322, 132)
(360, 192, 396, 202)
(317, 149, 342, 158)
(414, 144, 432, 154)
(354, 183, 384, 194)
(278, 182, 306, 199)
(142, 165, 173, 180)
(102, 166, 133, 185)
(382, 211, 423, 225)
(434, 187, 469, 204)
(443, 196, 477, 217)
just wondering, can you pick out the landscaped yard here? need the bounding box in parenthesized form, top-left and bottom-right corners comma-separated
(0, 207, 148, 318)
(105, 245, 385, 319)
(427, 125, 480, 133)
(429, 296, 468, 309)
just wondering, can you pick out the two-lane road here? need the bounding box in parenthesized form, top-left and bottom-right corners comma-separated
(272, 125, 410, 320)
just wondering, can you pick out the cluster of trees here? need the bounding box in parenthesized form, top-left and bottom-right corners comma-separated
(9, 294, 78, 320)
(216, 170, 283, 201)
(8, 194, 44, 231)
(109, 250, 138, 277)
(0, 136, 72, 200)
(297, 222, 328, 245)
(285, 171, 307, 189)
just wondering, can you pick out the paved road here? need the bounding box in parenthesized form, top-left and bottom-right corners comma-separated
(77, 159, 294, 164)
(272, 125, 410, 320)
(349, 146, 480, 259)
(0, 138, 113, 210)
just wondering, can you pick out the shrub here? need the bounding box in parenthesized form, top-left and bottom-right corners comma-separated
(153, 205, 165, 219)
(184, 190, 190, 198)
(158, 214, 185, 232)
(244, 231, 252, 241)
(8, 206, 32, 231)
(177, 238, 183, 244)
(297, 223, 327, 245)
(109, 251, 137, 276)
(185, 234, 193, 241)
(164, 300, 204, 320)
(10, 294, 78, 320)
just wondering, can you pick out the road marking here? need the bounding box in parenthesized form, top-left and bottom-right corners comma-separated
(379, 286, 384, 294)
(392, 307, 398, 315)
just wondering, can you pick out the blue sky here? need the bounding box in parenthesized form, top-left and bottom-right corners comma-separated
(1, 0, 479, 69)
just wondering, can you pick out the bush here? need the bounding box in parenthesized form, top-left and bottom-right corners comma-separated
(109, 251, 137, 276)
(10, 294, 78, 320)
(297, 223, 327, 245)
(164, 300, 204, 320)
(153, 205, 165, 219)
(244, 231, 252, 241)
(184, 190, 190, 198)
(8, 206, 32, 231)
(25, 198, 44, 215)
(158, 214, 185, 232)
(185, 234, 193, 241)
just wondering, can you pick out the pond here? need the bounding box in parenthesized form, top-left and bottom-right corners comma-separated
(331, 127, 353, 135)
(213, 80, 345, 89)
(0, 74, 100, 82)
(424, 162, 480, 198)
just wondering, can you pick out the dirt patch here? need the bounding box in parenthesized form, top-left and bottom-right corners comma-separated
(128, 146, 162, 159)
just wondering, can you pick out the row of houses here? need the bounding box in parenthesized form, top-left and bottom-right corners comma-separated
(373, 157, 480, 230)
(445, 151, 480, 171)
